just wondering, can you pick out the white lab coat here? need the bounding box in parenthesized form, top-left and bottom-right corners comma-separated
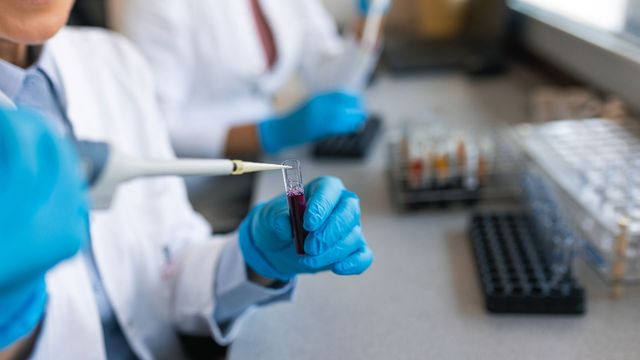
(110, 0, 362, 157)
(3, 28, 240, 360)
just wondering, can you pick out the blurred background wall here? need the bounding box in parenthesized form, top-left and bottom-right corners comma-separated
(319, 0, 359, 26)
(72, 0, 355, 29)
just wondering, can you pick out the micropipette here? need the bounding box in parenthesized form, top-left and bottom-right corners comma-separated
(361, 0, 386, 53)
(303, 0, 388, 92)
(345, 0, 388, 91)
(77, 141, 290, 209)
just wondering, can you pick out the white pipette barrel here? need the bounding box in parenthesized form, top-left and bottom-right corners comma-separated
(344, 0, 387, 91)
(87, 144, 289, 209)
(361, 0, 386, 53)
(131, 158, 288, 176)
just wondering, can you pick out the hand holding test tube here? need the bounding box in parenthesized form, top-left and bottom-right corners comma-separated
(239, 172, 373, 282)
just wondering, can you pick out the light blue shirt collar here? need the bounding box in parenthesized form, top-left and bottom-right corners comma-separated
(0, 58, 25, 101)
(0, 46, 66, 106)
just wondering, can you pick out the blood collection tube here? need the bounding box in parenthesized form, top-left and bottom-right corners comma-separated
(464, 145, 479, 190)
(428, 152, 439, 188)
(477, 139, 492, 185)
(447, 139, 460, 187)
(456, 139, 467, 177)
(477, 154, 488, 186)
(434, 152, 450, 188)
(409, 159, 424, 189)
(422, 147, 434, 188)
(282, 159, 308, 255)
(407, 136, 424, 189)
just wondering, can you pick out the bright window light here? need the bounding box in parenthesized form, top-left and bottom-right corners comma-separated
(517, 0, 628, 32)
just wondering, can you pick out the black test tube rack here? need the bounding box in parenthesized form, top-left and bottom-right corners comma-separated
(469, 212, 586, 314)
(313, 115, 382, 159)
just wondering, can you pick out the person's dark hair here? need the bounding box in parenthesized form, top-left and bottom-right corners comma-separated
(68, 0, 107, 28)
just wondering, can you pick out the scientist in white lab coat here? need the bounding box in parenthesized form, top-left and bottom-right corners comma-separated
(0, 1, 373, 359)
(110, 0, 389, 231)
(109, 0, 388, 158)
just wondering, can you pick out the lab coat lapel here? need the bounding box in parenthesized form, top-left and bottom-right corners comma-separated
(46, 28, 144, 356)
(220, 0, 265, 79)
(46, 28, 184, 359)
(255, 0, 302, 94)
(46, 29, 110, 141)
(31, 255, 107, 359)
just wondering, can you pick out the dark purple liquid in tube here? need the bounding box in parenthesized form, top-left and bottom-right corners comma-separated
(282, 159, 307, 255)
(287, 187, 308, 255)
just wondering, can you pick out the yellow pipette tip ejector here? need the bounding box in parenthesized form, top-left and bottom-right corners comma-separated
(231, 160, 292, 175)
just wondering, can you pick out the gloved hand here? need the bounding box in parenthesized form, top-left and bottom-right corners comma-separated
(239, 176, 373, 282)
(257, 91, 367, 154)
(0, 107, 89, 350)
(358, 0, 392, 15)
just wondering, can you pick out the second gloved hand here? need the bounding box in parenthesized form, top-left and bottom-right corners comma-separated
(258, 91, 367, 154)
(239, 176, 373, 282)
(0, 107, 89, 349)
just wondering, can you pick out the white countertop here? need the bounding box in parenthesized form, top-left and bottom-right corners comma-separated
(228, 71, 640, 360)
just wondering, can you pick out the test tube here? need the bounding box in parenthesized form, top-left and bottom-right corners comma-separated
(434, 150, 450, 188)
(422, 145, 434, 189)
(282, 159, 308, 255)
(456, 138, 467, 175)
(408, 138, 424, 189)
(464, 143, 479, 190)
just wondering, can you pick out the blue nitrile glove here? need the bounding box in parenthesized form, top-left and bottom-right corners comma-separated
(358, 0, 392, 15)
(257, 91, 367, 154)
(0, 107, 89, 350)
(239, 176, 373, 282)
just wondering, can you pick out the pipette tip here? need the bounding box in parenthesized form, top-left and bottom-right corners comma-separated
(231, 160, 291, 175)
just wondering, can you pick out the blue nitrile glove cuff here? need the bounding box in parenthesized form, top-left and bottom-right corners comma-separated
(238, 205, 295, 282)
(257, 118, 287, 155)
(358, 0, 392, 15)
(0, 277, 47, 350)
(257, 92, 367, 154)
(357, 0, 369, 14)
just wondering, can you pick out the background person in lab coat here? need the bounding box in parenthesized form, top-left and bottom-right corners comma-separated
(0, 0, 373, 358)
(109, 0, 389, 231)
(110, 0, 386, 158)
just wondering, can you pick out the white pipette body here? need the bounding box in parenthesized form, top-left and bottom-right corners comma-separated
(88, 144, 288, 209)
(361, 0, 386, 54)
(344, 0, 388, 91)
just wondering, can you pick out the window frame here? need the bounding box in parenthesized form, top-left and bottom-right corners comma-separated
(510, 0, 640, 112)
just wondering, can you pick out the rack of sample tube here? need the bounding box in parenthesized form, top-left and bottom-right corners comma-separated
(387, 125, 519, 210)
(520, 169, 582, 283)
(514, 118, 640, 290)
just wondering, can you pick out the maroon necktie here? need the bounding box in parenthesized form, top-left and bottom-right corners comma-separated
(249, 0, 277, 69)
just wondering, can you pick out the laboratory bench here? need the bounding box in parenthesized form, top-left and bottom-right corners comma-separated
(227, 70, 640, 360)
